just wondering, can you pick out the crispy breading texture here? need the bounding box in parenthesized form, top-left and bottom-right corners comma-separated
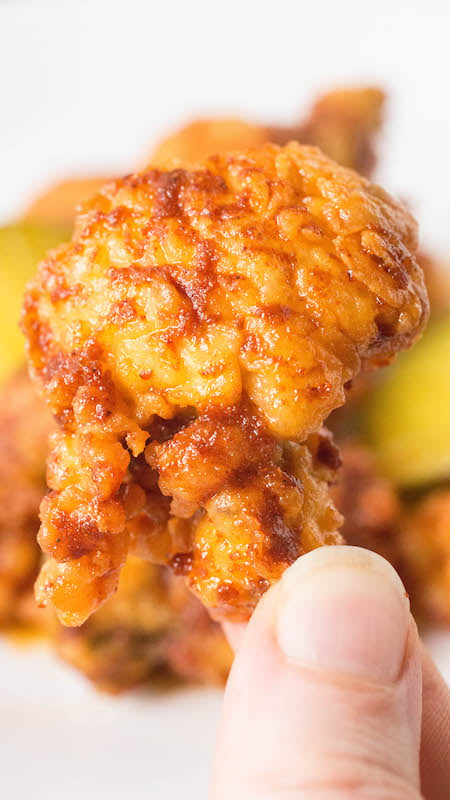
(0, 374, 230, 689)
(23, 142, 428, 625)
(54, 556, 232, 691)
(0, 371, 230, 688)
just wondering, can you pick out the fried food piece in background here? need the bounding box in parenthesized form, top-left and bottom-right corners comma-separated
(0, 223, 69, 381)
(23, 142, 427, 626)
(331, 443, 402, 567)
(291, 87, 384, 176)
(0, 370, 54, 628)
(151, 86, 384, 177)
(399, 490, 450, 626)
(418, 251, 450, 317)
(54, 557, 232, 692)
(25, 177, 110, 227)
(151, 118, 268, 169)
(161, 573, 233, 685)
(53, 558, 174, 692)
(333, 443, 450, 627)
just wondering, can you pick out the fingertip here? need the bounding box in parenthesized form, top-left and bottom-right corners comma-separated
(275, 545, 411, 684)
(222, 621, 247, 652)
(212, 547, 423, 799)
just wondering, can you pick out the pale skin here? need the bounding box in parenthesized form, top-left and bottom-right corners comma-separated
(211, 546, 450, 799)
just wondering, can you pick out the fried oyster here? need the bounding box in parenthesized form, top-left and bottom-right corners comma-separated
(23, 142, 427, 626)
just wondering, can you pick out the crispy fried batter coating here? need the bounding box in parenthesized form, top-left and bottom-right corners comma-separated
(23, 142, 427, 625)
(151, 87, 384, 177)
(54, 556, 231, 691)
(0, 371, 54, 627)
(52, 557, 175, 690)
(0, 371, 231, 687)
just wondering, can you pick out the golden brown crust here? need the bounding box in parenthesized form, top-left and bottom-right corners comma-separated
(23, 143, 428, 625)
(0, 371, 231, 687)
(53, 556, 232, 691)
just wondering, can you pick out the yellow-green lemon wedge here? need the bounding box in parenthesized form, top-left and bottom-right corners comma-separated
(0, 222, 68, 381)
(365, 316, 450, 487)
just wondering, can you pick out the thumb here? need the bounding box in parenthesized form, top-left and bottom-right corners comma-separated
(211, 546, 422, 800)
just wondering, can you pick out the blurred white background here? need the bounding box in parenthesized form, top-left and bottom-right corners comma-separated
(1, 0, 449, 797)
(1, 0, 450, 255)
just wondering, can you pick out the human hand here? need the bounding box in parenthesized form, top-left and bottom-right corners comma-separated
(211, 546, 450, 799)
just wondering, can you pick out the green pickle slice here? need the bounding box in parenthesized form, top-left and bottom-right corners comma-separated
(0, 222, 68, 381)
(365, 317, 450, 487)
